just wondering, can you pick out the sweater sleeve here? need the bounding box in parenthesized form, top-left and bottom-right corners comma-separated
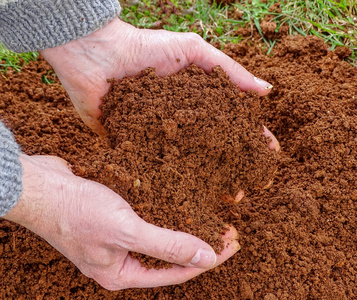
(0, 0, 121, 53)
(0, 122, 23, 217)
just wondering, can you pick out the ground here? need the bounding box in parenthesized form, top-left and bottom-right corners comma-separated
(0, 34, 357, 299)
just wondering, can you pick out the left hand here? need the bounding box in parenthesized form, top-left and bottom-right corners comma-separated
(40, 18, 273, 135)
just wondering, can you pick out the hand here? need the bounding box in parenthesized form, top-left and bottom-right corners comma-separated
(4, 154, 240, 290)
(40, 18, 273, 135)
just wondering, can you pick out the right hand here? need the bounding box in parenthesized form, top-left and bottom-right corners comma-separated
(4, 154, 240, 290)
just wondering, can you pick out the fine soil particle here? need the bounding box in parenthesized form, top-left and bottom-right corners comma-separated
(1, 34, 357, 299)
(99, 65, 277, 267)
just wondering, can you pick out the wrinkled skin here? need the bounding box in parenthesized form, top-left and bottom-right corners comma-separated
(5, 18, 278, 290)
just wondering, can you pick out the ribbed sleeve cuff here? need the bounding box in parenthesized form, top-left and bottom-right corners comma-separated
(0, 0, 121, 53)
(0, 122, 23, 217)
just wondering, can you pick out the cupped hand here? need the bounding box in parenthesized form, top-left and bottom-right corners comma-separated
(40, 18, 273, 135)
(4, 154, 240, 290)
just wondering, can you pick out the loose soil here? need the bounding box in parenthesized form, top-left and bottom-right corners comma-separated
(1, 34, 357, 299)
(99, 65, 277, 268)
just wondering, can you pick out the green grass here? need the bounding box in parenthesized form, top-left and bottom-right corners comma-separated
(121, 0, 356, 64)
(121, 0, 242, 43)
(42, 70, 57, 84)
(0, 43, 38, 73)
(1, 0, 356, 73)
(230, 0, 357, 64)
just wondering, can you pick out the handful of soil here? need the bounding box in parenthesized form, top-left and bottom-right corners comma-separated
(99, 65, 278, 268)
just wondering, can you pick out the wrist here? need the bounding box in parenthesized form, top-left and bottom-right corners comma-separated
(40, 18, 132, 73)
(4, 155, 62, 234)
(4, 155, 44, 228)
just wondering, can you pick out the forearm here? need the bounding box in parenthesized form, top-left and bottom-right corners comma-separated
(0, 0, 121, 53)
(0, 122, 23, 217)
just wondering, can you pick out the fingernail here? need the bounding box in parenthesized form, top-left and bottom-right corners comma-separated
(189, 248, 217, 268)
(254, 76, 273, 90)
(233, 239, 241, 252)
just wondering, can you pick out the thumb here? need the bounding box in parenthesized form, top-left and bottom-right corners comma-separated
(128, 218, 218, 269)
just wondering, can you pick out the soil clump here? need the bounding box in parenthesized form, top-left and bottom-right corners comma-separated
(0, 34, 356, 299)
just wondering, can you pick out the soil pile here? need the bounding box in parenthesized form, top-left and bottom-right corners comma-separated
(98, 65, 277, 266)
(223, 35, 357, 299)
(0, 34, 356, 299)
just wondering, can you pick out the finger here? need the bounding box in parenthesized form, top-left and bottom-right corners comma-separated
(25, 155, 73, 174)
(124, 217, 219, 269)
(263, 126, 280, 152)
(117, 227, 240, 289)
(73, 101, 107, 136)
(186, 35, 273, 96)
(81, 115, 107, 136)
(221, 190, 244, 204)
(235, 190, 245, 203)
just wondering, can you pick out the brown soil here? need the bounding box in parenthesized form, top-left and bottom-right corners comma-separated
(1, 34, 357, 299)
(99, 65, 277, 267)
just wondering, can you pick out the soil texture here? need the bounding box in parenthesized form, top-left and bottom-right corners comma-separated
(99, 65, 277, 267)
(1, 34, 357, 299)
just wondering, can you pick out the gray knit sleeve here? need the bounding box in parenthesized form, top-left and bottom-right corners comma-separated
(0, 0, 121, 53)
(0, 122, 23, 217)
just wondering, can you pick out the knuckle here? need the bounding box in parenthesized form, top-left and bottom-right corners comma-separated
(97, 280, 122, 291)
(89, 268, 128, 291)
(163, 238, 185, 263)
(186, 32, 203, 44)
(76, 251, 129, 291)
